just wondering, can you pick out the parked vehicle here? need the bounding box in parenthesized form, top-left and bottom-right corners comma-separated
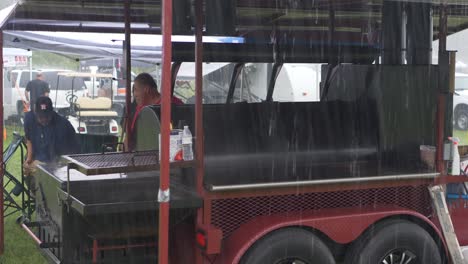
(5, 69, 38, 119)
(2, 48, 31, 121)
(80, 58, 136, 103)
(55, 71, 119, 137)
(4, 69, 85, 120)
(173, 63, 320, 104)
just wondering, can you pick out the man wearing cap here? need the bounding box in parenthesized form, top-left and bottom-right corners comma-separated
(23, 96, 79, 164)
(25, 72, 50, 112)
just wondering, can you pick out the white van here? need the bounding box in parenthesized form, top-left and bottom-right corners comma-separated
(4, 69, 33, 119)
(4, 69, 86, 120)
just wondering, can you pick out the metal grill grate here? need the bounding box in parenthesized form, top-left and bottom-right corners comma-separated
(64, 151, 196, 175)
(68, 151, 159, 168)
(211, 185, 431, 238)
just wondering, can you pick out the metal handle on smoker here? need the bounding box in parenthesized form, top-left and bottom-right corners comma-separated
(66, 162, 79, 211)
(20, 223, 61, 263)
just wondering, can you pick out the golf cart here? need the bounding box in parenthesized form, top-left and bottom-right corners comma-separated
(55, 71, 120, 152)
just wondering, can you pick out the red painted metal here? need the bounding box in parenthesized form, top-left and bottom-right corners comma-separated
(194, 0, 204, 197)
(436, 2, 448, 173)
(435, 175, 468, 184)
(194, 0, 205, 263)
(436, 96, 447, 173)
(203, 198, 213, 228)
(196, 224, 223, 254)
(170, 223, 197, 263)
(214, 206, 444, 264)
(0, 30, 4, 255)
(203, 178, 439, 263)
(210, 185, 432, 239)
(20, 224, 41, 245)
(159, 0, 173, 263)
(124, 0, 132, 144)
(92, 239, 98, 264)
(448, 198, 468, 245)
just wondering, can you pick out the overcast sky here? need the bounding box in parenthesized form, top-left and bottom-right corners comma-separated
(0, 0, 15, 10)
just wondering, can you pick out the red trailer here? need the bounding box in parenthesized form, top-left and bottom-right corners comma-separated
(3, 1, 468, 264)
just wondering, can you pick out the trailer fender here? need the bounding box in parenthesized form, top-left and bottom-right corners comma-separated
(215, 205, 444, 264)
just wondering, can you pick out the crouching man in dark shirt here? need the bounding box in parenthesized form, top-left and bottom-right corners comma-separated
(24, 96, 80, 165)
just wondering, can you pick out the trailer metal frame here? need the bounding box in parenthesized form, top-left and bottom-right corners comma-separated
(2, 1, 468, 263)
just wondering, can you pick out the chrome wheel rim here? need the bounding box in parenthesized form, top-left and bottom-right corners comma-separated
(380, 249, 417, 264)
(458, 113, 468, 130)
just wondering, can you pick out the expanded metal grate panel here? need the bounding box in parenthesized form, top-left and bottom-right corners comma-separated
(64, 151, 196, 175)
(68, 151, 159, 168)
(211, 185, 431, 238)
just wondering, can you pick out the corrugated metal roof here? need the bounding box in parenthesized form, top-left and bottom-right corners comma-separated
(1, 0, 468, 63)
(2, 0, 468, 37)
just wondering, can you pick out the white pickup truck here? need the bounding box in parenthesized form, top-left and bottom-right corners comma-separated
(4, 69, 86, 120)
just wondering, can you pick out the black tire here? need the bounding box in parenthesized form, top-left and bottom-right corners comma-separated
(455, 107, 468, 130)
(344, 219, 442, 264)
(240, 228, 336, 264)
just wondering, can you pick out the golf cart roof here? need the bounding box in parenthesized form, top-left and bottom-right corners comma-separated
(57, 72, 113, 78)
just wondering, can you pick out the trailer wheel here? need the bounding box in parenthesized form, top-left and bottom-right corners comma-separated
(344, 219, 442, 264)
(455, 107, 468, 130)
(240, 228, 335, 264)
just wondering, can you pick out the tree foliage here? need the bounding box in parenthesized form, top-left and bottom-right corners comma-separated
(33, 51, 79, 71)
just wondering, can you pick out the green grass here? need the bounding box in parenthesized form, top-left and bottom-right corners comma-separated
(0, 124, 47, 264)
(454, 129, 468, 146)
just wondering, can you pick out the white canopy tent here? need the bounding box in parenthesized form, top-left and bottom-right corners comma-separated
(433, 29, 468, 73)
(3, 48, 31, 57)
(0, 2, 242, 65)
(1, 30, 244, 69)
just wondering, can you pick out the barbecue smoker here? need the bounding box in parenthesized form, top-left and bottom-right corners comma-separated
(34, 140, 198, 263)
(11, 0, 468, 264)
(32, 63, 441, 263)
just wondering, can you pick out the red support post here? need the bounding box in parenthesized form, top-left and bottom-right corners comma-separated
(159, 0, 173, 263)
(436, 95, 446, 173)
(0, 30, 4, 255)
(194, 0, 205, 263)
(436, 2, 448, 174)
(92, 239, 98, 264)
(194, 0, 204, 197)
(124, 0, 132, 145)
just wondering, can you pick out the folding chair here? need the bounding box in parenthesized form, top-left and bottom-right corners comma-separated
(2, 132, 34, 219)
